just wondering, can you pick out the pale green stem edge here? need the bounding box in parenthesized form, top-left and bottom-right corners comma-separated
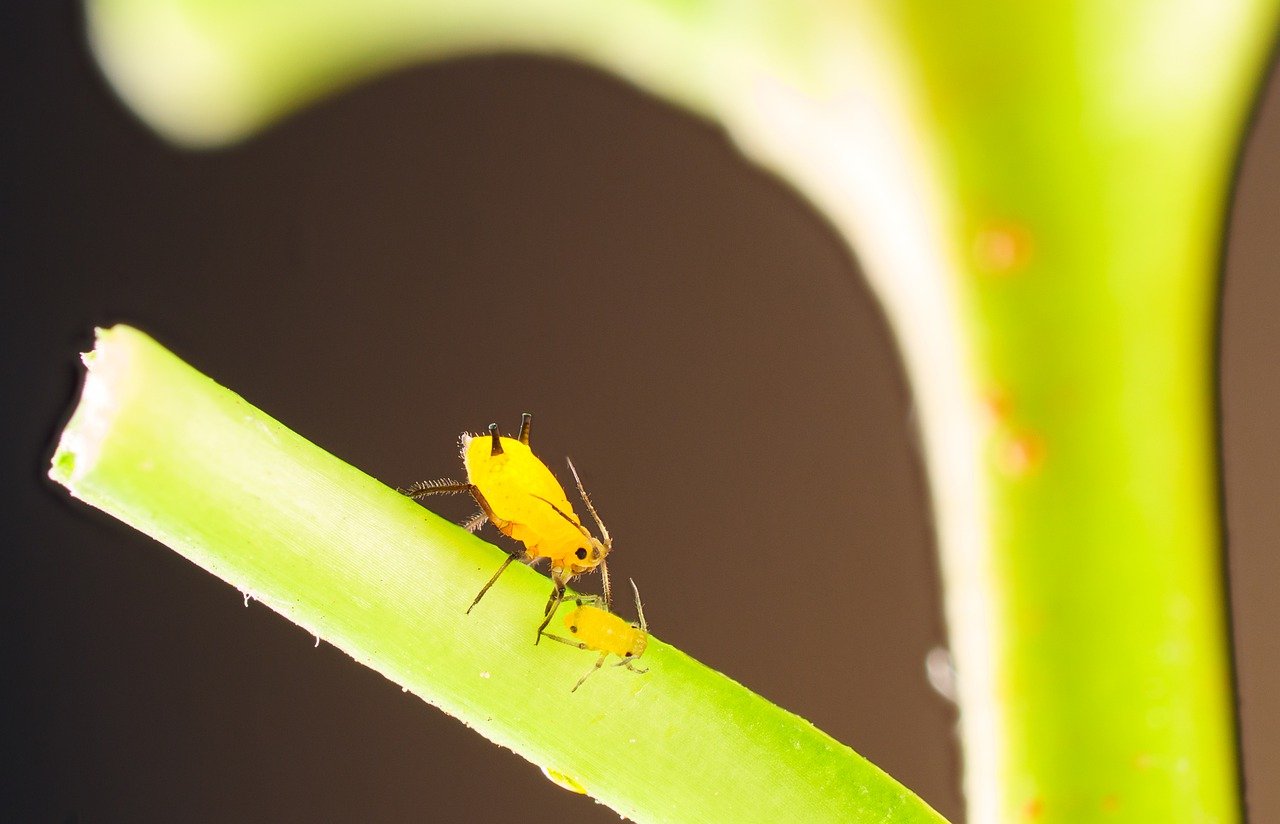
(49, 325, 948, 824)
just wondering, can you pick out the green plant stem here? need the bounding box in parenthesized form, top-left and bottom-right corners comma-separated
(49, 325, 947, 824)
(84, 1, 1280, 820)
(875, 9, 1277, 822)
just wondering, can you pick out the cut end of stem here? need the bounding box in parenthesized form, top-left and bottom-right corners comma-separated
(49, 326, 137, 490)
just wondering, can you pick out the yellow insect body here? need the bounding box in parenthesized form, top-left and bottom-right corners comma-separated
(460, 433, 598, 575)
(563, 603, 648, 661)
(547, 579, 650, 692)
(399, 413, 612, 642)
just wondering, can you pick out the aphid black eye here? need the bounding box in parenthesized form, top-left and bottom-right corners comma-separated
(625, 652, 632, 657)
(569, 625, 578, 633)
(575, 548, 588, 560)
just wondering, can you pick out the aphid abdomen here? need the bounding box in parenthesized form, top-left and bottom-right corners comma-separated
(461, 431, 586, 564)
(465, 438, 572, 509)
(571, 608, 634, 658)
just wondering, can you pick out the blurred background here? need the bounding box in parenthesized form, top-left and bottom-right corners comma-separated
(2, 3, 1277, 822)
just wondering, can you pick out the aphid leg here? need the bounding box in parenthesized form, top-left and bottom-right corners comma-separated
(488, 423, 503, 456)
(542, 578, 567, 616)
(622, 661, 649, 674)
(571, 652, 610, 693)
(600, 559, 613, 612)
(467, 553, 521, 614)
(411, 483, 500, 537)
(397, 479, 470, 498)
(466, 485, 502, 526)
(535, 578, 568, 645)
(541, 633, 587, 650)
(401, 482, 508, 540)
(459, 482, 517, 611)
(518, 412, 532, 445)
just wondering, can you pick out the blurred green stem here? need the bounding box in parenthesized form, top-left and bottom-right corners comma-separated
(86, 1, 1280, 821)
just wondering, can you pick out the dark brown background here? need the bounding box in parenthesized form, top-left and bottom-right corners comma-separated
(2, 4, 1276, 822)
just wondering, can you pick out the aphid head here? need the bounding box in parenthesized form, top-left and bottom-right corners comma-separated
(567, 544, 609, 591)
(626, 632, 649, 660)
(569, 536, 609, 568)
(533, 495, 610, 575)
(563, 604, 587, 636)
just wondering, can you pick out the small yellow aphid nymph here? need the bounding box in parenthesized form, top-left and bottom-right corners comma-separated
(399, 413, 613, 642)
(545, 579, 650, 692)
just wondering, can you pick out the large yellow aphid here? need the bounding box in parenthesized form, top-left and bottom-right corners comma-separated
(545, 579, 650, 692)
(399, 413, 612, 641)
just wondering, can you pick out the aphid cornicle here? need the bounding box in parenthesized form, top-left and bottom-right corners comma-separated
(545, 579, 650, 692)
(399, 413, 613, 642)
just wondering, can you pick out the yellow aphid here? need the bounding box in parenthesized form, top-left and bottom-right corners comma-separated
(539, 765, 588, 794)
(399, 413, 612, 641)
(546, 579, 649, 692)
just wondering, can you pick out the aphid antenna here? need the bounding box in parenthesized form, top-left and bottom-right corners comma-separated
(565, 457, 610, 547)
(564, 457, 615, 610)
(630, 578, 647, 631)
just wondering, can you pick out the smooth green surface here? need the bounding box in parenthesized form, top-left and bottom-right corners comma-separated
(49, 325, 946, 824)
(880, 7, 1274, 820)
(82, 1, 1280, 820)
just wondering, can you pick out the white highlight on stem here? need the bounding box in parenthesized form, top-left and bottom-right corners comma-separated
(925, 647, 958, 705)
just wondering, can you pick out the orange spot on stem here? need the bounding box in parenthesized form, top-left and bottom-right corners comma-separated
(981, 388, 1013, 424)
(974, 221, 1034, 275)
(1023, 797, 1045, 820)
(996, 430, 1045, 477)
